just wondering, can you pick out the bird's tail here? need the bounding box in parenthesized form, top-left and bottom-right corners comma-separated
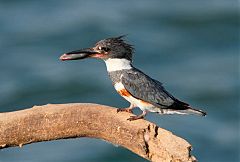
(167, 100, 207, 116)
(180, 107, 207, 116)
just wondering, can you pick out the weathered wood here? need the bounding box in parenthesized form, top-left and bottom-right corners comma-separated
(0, 103, 196, 162)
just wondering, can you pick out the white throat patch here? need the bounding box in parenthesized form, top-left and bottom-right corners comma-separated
(105, 58, 132, 72)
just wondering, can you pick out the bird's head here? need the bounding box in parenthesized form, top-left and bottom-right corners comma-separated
(60, 35, 134, 62)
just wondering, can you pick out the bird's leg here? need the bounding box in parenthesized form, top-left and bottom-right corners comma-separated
(117, 103, 136, 113)
(127, 110, 147, 121)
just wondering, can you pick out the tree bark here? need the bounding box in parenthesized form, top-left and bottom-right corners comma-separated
(0, 103, 196, 162)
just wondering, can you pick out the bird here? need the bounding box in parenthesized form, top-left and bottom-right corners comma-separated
(60, 35, 206, 121)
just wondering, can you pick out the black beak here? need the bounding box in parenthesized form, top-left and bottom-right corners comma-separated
(60, 48, 99, 61)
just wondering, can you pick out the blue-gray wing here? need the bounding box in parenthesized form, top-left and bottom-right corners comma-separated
(121, 69, 175, 108)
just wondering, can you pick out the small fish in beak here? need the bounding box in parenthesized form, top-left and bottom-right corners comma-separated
(59, 48, 100, 61)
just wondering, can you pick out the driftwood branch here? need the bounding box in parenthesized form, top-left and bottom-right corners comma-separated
(0, 103, 196, 162)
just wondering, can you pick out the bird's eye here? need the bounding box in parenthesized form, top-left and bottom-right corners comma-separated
(101, 47, 110, 52)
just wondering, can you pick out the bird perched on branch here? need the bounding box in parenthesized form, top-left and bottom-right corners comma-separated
(60, 36, 206, 121)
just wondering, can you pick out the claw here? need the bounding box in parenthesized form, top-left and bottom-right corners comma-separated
(117, 108, 123, 113)
(117, 108, 133, 113)
(117, 103, 136, 113)
(127, 110, 147, 121)
(127, 115, 144, 121)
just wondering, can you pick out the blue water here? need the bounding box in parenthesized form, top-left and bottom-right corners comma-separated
(0, 0, 239, 162)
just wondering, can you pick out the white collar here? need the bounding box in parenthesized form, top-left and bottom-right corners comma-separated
(105, 58, 132, 72)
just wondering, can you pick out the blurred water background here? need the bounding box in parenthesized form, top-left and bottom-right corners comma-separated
(0, 0, 239, 162)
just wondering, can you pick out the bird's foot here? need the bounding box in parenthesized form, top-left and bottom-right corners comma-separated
(127, 115, 144, 121)
(127, 111, 147, 121)
(117, 108, 133, 113)
(117, 104, 136, 113)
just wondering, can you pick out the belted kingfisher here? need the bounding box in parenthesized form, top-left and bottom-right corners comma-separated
(60, 36, 206, 121)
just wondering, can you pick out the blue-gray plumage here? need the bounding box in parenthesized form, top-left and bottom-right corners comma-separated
(109, 68, 174, 108)
(60, 35, 206, 121)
